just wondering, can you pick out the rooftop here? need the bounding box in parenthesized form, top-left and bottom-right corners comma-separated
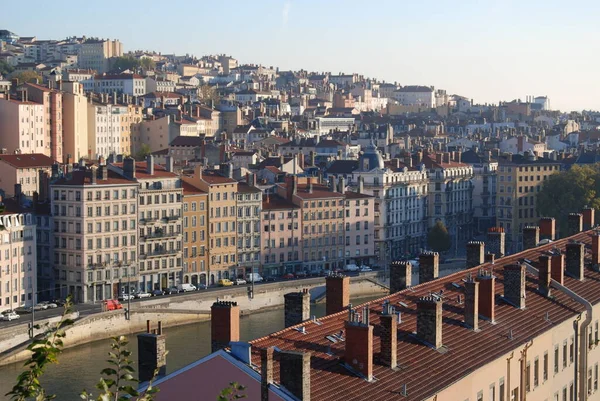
(0, 153, 55, 168)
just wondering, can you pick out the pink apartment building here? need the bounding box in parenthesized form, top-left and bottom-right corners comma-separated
(343, 191, 375, 267)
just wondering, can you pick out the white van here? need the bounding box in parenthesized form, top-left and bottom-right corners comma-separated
(177, 283, 197, 292)
(246, 273, 263, 282)
(344, 264, 359, 272)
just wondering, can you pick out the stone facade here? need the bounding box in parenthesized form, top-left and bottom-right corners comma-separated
(419, 252, 439, 284)
(279, 351, 311, 401)
(416, 296, 443, 348)
(566, 242, 584, 280)
(464, 279, 479, 330)
(389, 260, 412, 293)
(503, 263, 525, 309)
(284, 290, 310, 328)
(522, 226, 540, 250)
(466, 241, 484, 269)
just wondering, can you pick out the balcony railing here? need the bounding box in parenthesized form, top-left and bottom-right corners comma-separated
(140, 249, 179, 259)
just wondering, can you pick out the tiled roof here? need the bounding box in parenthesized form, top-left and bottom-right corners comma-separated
(111, 162, 178, 180)
(278, 182, 344, 199)
(262, 194, 300, 210)
(181, 181, 206, 196)
(169, 136, 203, 147)
(237, 182, 261, 193)
(249, 230, 600, 400)
(52, 170, 136, 186)
(201, 172, 237, 185)
(0, 154, 55, 168)
(421, 154, 470, 169)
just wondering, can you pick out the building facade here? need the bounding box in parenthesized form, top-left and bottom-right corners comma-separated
(181, 182, 209, 287)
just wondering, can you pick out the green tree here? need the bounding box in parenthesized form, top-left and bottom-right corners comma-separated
(427, 220, 451, 252)
(111, 56, 140, 72)
(199, 84, 219, 105)
(135, 143, 152, 161)
(217, 382, 246, 400)
(139, 58, 156, 71)
(537, 164, 600, 234)
(0, 60, 14, 76)
(13, 71, 43, 84)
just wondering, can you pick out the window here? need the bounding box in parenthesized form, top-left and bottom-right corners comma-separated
(570, 336, 574, 365)
(544, 351, 548, 381)
(499, 377, 505, 401)
(595, 363, 598, 391)
(563, 340, 567, 369)
(534, 357, 539, 387)
(526, 361, 531, 392)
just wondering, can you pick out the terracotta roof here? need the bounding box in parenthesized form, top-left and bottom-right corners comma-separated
(262, 194, 300, 210)
(201, 172, 237, 185)
(248, 230, 600, 400)
(181, 181, 206, 196)
(421, 154, 470, 169)
(279, 182, 344, 199)
(111, 162, 178, 180)
(0, 154, 55, 168)
(264, 166, 283, 174)
(344, 191, 373, 199)
(237, 182, 261, 193)
(52, 169, 136, 186)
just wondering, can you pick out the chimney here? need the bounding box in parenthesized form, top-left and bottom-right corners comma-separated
(298, 152, 305, 168)
(416, 296, 443, 349)
(538, 255, 552, 297)
(284, 289, 310, 328)
(99, 165, 108, 180)
(166, 155, 174, 172)
(357, 176, 364, 194)
(485, 252, 495, 264)
(307, 181, 313, 193)
(464, 278, 479, 331)
(583, 207, 595, 230)
(443, 152, 451, 163)
(309, 150, 315, 166)
(419, 251, 439, 283)
(137, 321, 167, 383)
(279, 351, 311, 401)
(379, 303, 397, 369)
(260, 347, 274, 401)
(90, 166, 97, 185)
(566, 242, 584, 280)
(539, 217, 556, 241)
(567, 213, 583, 236)
(503, 263, 526, 309)
(550, 252, 565, 285)
(146, 155, 154, 175)
(325, 275, 349, 315)
(522, 226, 540, 250)
(344, 306, 373, 381)
(210, 301, 240, 352)
(14, 183, 22, 201)
(592, 234, 600, 266)
(389, 260, 411, 293)
(435, 153, 443, 164)
(476, 270, 496, 322)
(487, 227, 505, 258)
(466, 241, 485, 269)
(337, 176, 346, 193)
(123, 157, 136, 179)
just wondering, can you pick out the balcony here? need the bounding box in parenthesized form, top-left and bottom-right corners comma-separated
(140, 217, 159, 225)
(162, 215, 181, 223)
(142, 231, 179, 240)
(140, 249, 179, 259)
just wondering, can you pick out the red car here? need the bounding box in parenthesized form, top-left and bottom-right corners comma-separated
(281, 273, 295, 280)
(103, 299, 123, 311)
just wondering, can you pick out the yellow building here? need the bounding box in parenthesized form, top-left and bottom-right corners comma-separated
(181, 181, 209, 287)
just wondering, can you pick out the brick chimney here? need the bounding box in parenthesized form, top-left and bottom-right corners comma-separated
(279, 351, 311, 400)
(583, 207, 596, 230)
(566, 242, 584, 280)
(487, 227, 505, 258)
(344, 305, 374, 380)
(538, 255, 552, 297)
(476, 270, 496, 322)
(389, 260, 412, 293)
(464, 277, 479, 331)
(260, 347, 274, 401)
(503, 263, 526, 309)
(416, 296, 443, 349)
(419, 252, 439, 283)
(210, 301, 240, 352)
(567, 213, 583, 236)
(550, 252, 565, 285)
(379, 303, 397, 369)
(592, 234, 600, 266)
(435, 153, 443, 164)
(123, 157, 135, 179)
(485, 252, 495, 264)
(326, 275, 349, 315)
(137, 321, 166, 383)
(466, 241, 485, 269)
(539, 217, 556, 241)
(284, 289, 310, 328)
(522, 226, 540, 250)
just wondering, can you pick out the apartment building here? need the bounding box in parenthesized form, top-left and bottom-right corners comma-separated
(261, 194, 301, 277)
(424, 152, 474, 246)
(343, 191, 375, 266)
(277, 176, 345, 272)
(123, 157, 183, 291)
(181, 182, 209, 287)
(34, 205, 53, 300)
(235, 181, 262, 276)
(0, 207, 37, 313)
(0, 97, 46, 155)
(62, 81, 89, 161)
(496, 153, 561, 252)
(0, 154, 54, 197)
(462, 150, 498, 234)
(24, 83, 63, 162)
(78, 39, 122, 74)
(183, 167, 238, 284)
(93, 73, 147, 96)
(51, 164, 138, 303)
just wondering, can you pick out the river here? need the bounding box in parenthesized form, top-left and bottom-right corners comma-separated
(0, 296, 378, 400)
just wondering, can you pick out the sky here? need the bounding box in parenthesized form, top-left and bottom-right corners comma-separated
(3, 0, 599, 112)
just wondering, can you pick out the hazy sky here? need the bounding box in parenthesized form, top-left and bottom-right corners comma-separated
(3, 0, 598, 111)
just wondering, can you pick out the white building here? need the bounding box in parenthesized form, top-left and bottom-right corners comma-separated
(93, 73, 147, 96)
(393, 85, 435, 107)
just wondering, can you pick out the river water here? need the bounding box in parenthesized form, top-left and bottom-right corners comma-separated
(0, 296, 378, 400)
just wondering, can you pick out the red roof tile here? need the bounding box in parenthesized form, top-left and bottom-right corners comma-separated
(0, 154, 55, 168)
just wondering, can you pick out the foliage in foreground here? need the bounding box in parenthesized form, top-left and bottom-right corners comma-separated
(428, 220, 451, 252)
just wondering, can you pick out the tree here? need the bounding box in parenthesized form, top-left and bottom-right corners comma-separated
(537, 164, 600, 234)
(135, 143, 152, 161)
(111, 56, 140, 72)
(427, 220, 451, 252)
(13, 71, 43, 84)
(199, 84, 219, 105)
(0, 60, 14, 77)
(139, 58, 156, 71)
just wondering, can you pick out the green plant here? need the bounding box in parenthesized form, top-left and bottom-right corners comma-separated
(217, 382, 247, 400)
(6, 295, 75, 401)
(427, 220, 451, 252)
(80, 336, 160, 401)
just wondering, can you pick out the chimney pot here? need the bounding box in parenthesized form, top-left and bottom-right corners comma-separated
(284, 291, 310, 328)
(476, 271, 496, 322)
(416, 296, 443, 349)
(466, 241, 485, 269)
(566, 242, 585, 280)
(418, 252, 439, 283)
(260, 347, 274, 401)
(583, 207, 595, 230)
(550, 252, 565, 285)
(389, 260, 412, 293)
(379, 308, 398, 369)
(539, 217, 556, 241)
(137, 330, 166, 383)
(326, 275, 349, 315)
(592, 234, 600, 266)
(538, 255, 552, 297)
(210, 301, 240, 352)
(344, 319, 374, 381)
(522, 226, 540, 250)
(503, 263, 526, 309)
(279, 351, 311, 401)
(487, 228, 506, 258)
(567, 213, 583, 236)
(464, 279, 479, 330)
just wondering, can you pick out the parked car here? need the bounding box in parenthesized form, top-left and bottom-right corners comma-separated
(118, 294, 135, 301)
(344, 264, 360, 272)
(264, 275, 277, 282)
(1, 311, 20, 321)
(281, 273, 295, 280)
(33, 303, 47, 311)
(103, 300, 123, 311)
(309, 270, 320, 277)
(51, 299, 66, 307)
(163, 287, 179, 295)
(177, 283, 197, 292)
(295, 271, 308, 279)
(246, 273, 263, 283)
(218, 279, 234, 287)
(359, 266, 373, 272)
(151, 289, 165, 297)
(135, 291, 151, 299)
(234, 278, 247, 285)
(38, 301, 58, 309)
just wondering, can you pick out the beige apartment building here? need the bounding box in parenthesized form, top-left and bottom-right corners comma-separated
(183, 166, 237, 284)
(343, 191, 375, 266)
(0, 209, 37, 313)
(235, 182, 262, 277)
(496, 153, 562, 253)
(0, 154, 55, 197)
(62, 81, 89, 161)
(0, 97, 46, 155)
(51, 164, 139, 303)
(181, 181, 209, 287)
(24, 83, 63, 162)
(78, 39, 122, 74)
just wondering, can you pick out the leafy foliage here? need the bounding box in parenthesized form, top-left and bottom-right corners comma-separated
(6, 296, 75, 401)
(135, 143, 152, 161)
(111, 56, 140, 72)
(0, 60, 14, 76)
(537, 164, 600, 235)
(427, 220, 451, 252)
(217, 382, 247, 400)
(14, 71, 43, 84)
(199, 84, 219, 105)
